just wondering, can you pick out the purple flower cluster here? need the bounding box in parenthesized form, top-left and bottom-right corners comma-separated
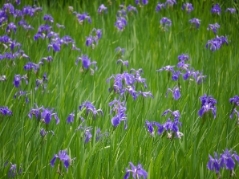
(167, 86, 181, 100)
(145, 109, 183, 139)
(189, 18, 201, 29)
(226, 8, 236, 14)
(85, 28, 102, 48)
(13, 74, 28, 88)
(28, 105, 60, 124)
(107, 69, 153, 100)
(5, 162, 22, 178)
(207, 149, 239, 175)
(109, 99, 127, 128)
(229, 95, 239, 121)
(198, 94, 217, 119)
(98, 4, 107, 14)
(124, 162, 148, 179)
(75, 55, 97, 74)
(207, 23, 220, 34)
(160, 17, 172, 29)
(0, 106, 12, 116)
(50, 150, 72, 169)
(157, 54, 206, 84)
(74, 12, 91, 24)
(182, 2, 194, 13)
(79, 101, 103, 119)
(206, 35, 228, 51)
(135, 0, 148, 6)
(211, 4, 221, 15)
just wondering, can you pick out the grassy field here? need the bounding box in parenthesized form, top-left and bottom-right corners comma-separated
(1, 0, 239, 178)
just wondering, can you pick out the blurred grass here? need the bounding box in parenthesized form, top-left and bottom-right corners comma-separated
(1, 0, 239, 178)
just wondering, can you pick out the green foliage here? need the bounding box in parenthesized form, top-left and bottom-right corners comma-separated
(1, 1, 239, 178)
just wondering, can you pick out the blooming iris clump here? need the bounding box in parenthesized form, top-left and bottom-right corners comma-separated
(124, 162, 148, 179)
(107, 69, 152, 100)
(28, 105, 60, 124)
(24, 62, 43, 72)
(135, 0, 148, 6)
(0, 106, 12, 116)
(50, 150, 72, 170)
(85, 28, 102, 48)
(167, 86, 181, 100)
(145, 109, 183, 139)
(109, 99, 127, 128)
(74, 12, 92, 24)
(43, 14, 54, 23)
(160, 17, 172, 30)
(211, 4, 221, 15)
(165, 0, 177, 7)
(157, 54, 206, 84)
(189, 18, 200, 28)
(75, 55, 97, 74)
(13, 74, 28, 88)
(198, 94, 217, 119)
(115, 16, 127, 31)
(206, 35, 228, 51)
(207, 23, 220, 34)
(226, 8, 236, 14)
(207, 149, 239, 176)
(156, 3, 165, 12)
(79, 101, 103, 118)
(98, 4, 107, 14)
(182, 3, 194, 13)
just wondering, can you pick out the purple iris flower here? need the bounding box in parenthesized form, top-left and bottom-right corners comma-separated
(206, 35, 228, 51)
(165, 0, 177, 6)
(98, 4, 107, 14)
(198, 94, 217, 119)
(156, 3, 165, 12)
(66, 113, 75, 123)
(76, 12, 92, 24)
(211, 4, 221, 15)
(41, 108, 60, 124)
(18, 19, 33, 30)
(115, 17, 127, 31)
(43, 14, 54, 23)
(79, 101, 103, 118)
(0, 106, 12, 116)
(7, 163, 22, 178)
(189, 18, 201, 28)
(127, 5, 137, 13)
(28, 106, 60, 124)
(207, 23, 220, 34)
(167, 87, 181, 100)
(6, 22, 17, 33)
(207, 149, 239, 175)
(115, 47, 126, 56)
(124, 162, 148, 179)
(50, 150, 71, 169)
(160, 17, 172, 26)
(182, 3, 193, 13)
(178, 54, 189, 62)
(226, 8, 236, 14)
(109, 99, 127, 128)
(85, 35, 94, 47)
(75, 55, 97, 72)
(230, 95, 239, 106)
(135, 0, 148, 5)
(24, 62, 42, 72)
(13, 74, 28, 88)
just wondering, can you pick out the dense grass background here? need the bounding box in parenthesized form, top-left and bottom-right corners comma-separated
(1, 0, 239, 178)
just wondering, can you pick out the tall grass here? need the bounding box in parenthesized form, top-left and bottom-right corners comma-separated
(1, 0, 239, 178)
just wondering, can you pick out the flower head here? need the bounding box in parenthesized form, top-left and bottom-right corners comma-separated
(189, 18, 201, 28)
(198, 94, 217, 119)
(211, 4, 221, 15)
(0, 106, 12, 116)
(207, 23, 220, 34)
(156, 3, 165, 12)
(226, 8, 236, 14)
(182, 3, 193, 13)
(79, 101, 103, 118)
(160, 17, 172, 26)
(98, 4, 107, 14)
(124, 162, 148, 179)
(167, 86, 181, 100)
(50, 150, 71, 169)
(115, 17, 127, 31)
